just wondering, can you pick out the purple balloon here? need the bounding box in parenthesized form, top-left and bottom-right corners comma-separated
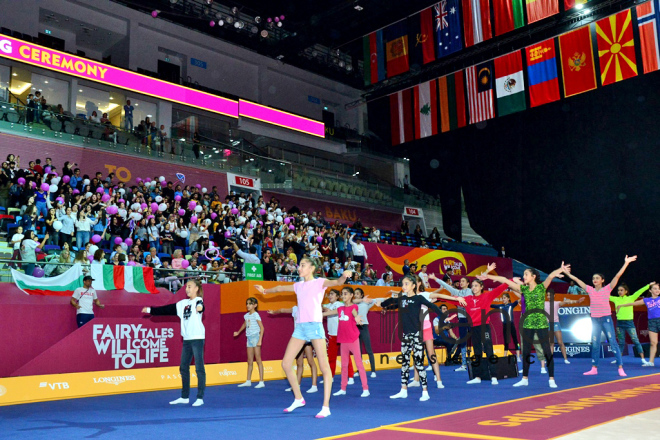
(17, 177, 25, 185)
(210, 212, 217, 219)
(125, 238, 133, 247)
(145, 178, 152, 182)
(195, 184, 201, 189)
(181, 259, 190, 269)
(91, 234, 102, 244)
(189, 201, 197, 210)
(224, 230, 231, 238)
(72, 189, 79, 194)
(175, 195, 181, 202)
(259, 209, 267, 216)
(114, 237, 123, 245)
(118, 199, 125, 204)
(178, 209, 185, 216)
(151, 10, 158, 18)
(140, 203, 148, 210)
(40, 183, 50, 192)
(151, 203, 159, 212)
(56, 197, 64, 203)
(259, 221, 263, 226)
(284, 217, 291, 224)
(32, 267, 45, 278)
(62, 175, 70, 183)
(87, 255, 94, 262)
(136, 178, 143, 183)
(190, 215, 198, 224)
(289, 225, 295, 230)
(35, 248, 42, 254)
(127, 261, 137, 266)
(44, 166, 52, 174)
(160, 180, 167, 187)
(231, 208, 239, 215)
(101, 194, 110, 203)
(317, 236, 323, 243)
(96, 187, 104, 193)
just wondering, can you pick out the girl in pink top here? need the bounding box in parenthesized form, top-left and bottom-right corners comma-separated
(562, 255, 637, 376)
(255, 257, 352, 419)
(324, 287, 369, 397)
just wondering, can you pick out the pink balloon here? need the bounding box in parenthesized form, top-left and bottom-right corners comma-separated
(125, 238, 133, 246)
(175, 195, 181, 201)
(181, 259, 190, 269)
(284, 217, 290, 224)
(195, 184, 201, 189)
(127, 261, 137, 266)
(224, 231, 231, 238)
(87, 255, 94, 262)
(32, 267, 44, 277)
(72, 189, 79, 194)
(190, 215, 198, 224)
(147, 215, 155, 220)
(35, 248, 42, 254)
(114, 237, 123, 245)
(17, 177, 25, 185)
(53, 172, 58, 177)
(289, 225, 295, 230)
(40, 183, 50, 192)
(118, 199, 125, 204)
(96, 187, 104, 193)
(62, 175, 70, 183)
(91, 234, 102, 244)
(317, 236, 323, 243)
(189, 201, 197, 210)
(151, 203, 159, 212)
(136, 178, 143, 183)
(231, 208, 239, 215)
(44, 166, 52, 174)
(140, 203, 148, 210)
(160, 180, 167, 187)
(151, 10, 158, 18)
(210, 212, 217, 219)
(56, 197, 64, 203)
(259, 221, 263, 226)
(259, 209, 266, 216)
(145, 178, 152, 182)
(178, 209, 185, 216)
(101, 194, 110, 202)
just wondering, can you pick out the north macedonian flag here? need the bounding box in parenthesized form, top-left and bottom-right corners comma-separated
(595, 10, 638, 85)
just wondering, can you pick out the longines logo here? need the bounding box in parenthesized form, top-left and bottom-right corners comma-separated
(219, 369, 238, 377)
(93, 375, 136, 386)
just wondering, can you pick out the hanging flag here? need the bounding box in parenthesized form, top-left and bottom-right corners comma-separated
(595, 10, 638, 86)
(526, 0, 559, 24)
(90, 265, 158, 293)
(438, 71, 468, 132)
(564, 0, 589, 10)
(385, 21, 410, 78)
(466, 61, 495, 124)
(390, 89, 414, 145)
(414, 80, 439, 139)
(435, 0, 463, 58)
(11, 264, 84, 296)
(462, 0, 493, 47)
(636, 0, 660, 73)
(493, 0, 525, 36)
(559, 26, 597, 97)
(409, 7, 436, 67)
(526, 38, 560, 107)
(494, 51, 526, 116)
(363, 30, 386, 85)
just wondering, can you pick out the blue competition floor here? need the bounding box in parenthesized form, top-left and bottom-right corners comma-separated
(0, 356, 655, 440)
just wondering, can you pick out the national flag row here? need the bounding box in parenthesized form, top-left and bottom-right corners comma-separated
(364, 0, 563, 85)
(390, 4, 660, 145)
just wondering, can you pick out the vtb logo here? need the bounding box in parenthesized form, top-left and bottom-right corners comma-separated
(39, 381, 69, 390)
(0, 40, 12, 54)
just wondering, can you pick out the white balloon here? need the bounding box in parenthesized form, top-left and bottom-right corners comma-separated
(83, 179, 90, 186)
(202, 187, 208, 193)
(204, 219, 212, 225)
(250, 219, 257, 228)
(276, 215, 283, 223)
(49, 184, 58, 193)
(303, 218, 309, 224)
(53, 220, 63, 231)
(118, 208, 127, 218)
(159, 176, 165, 182)
(275, 208, 282, 215)
(267, 214, 274, 221)
(155, 196, 163, 202)
(179, 230, 189, 238)
(118, 188, 126, 194)
(131, 203, 141, 211)
(158, 203, 167, 211)
(85, 192, 92, 198)
(195, 205, 203, 213)
(308, 230, 315, 237)
(120, 243, 128, 250)
(245, 211, 252, 217)
(51, 177, 60, 185)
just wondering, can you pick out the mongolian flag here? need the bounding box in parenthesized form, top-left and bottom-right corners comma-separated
(363, 30, 386, 85)
(526, 38, 560, 107)
(636, 0, 660, 73)
(595, 10, 638, 86)
(466, 61, 495, 124)
(493, 0, 525, 36)
(414, 79, 439, 139)
(385, 21, 410, 78)
(438, 71, 468, 132)
(462, 0, 493, 47)
(390, 89, 414, 145)
(558, 26, 597, 97)
(435, 0, 463, 58)
(527, 0, 559, 24)
(409, 7, 436, 66)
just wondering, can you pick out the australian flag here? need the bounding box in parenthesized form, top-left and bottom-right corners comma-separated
(434, 0, 462, 58)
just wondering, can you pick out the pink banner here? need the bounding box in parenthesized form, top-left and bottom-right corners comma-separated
(0, 36, 238, 118)
(239, 100, 325, 138)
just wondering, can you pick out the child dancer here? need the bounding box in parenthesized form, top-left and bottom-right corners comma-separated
(490, 293, 521, 361)
(545, 289, 584, 364)
(481, 264, 565, 388)
(255, 259, 351, 418)
(323, 289, 354, 382)
(354, 288, 377, 378)
(610, 283, 650, 365)
(616, 282, 659, 366)
(372, 274, 445, 401)
(142, 279, 206, 406)
(234, 297, 265, 388)
(268, 306, 319, 393)
(324, 288, 369, 397)
(562, 255, 636, 376)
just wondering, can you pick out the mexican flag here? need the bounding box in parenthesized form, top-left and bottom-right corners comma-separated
(90, 265, 158, 293)
(494, 50, 526, 117)
(12, 264, 84, 296)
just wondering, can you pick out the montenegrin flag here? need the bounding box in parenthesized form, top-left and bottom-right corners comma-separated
(559, 26, 597, 97)
(90, 265, 158, 293)
(595, 9, 638, 86)
(11, 264, 84, 296)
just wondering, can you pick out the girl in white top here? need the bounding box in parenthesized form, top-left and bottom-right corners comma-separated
(256, 257, 351, 418)
(234, 297, 265, 388)
(9, 225, 24, 268)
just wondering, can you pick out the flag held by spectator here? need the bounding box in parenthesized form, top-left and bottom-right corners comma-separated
(462, 0, 493, 47)
(414, 79, 439, 139)
(435, 0, 463, 58)
(466, 61, 495, 124)
(438, 71, 467, 132)
(11, 264, 83, 296)
(493, 0, 525, 36)
(410, 7, 436, 66)
(390, 89, 414, 145)
(526, 0, 559, 24)
(636, 0, 660, 73)
(526, 38, 560, 107)
(595, 9, 638, 86)
(385, 21, 410, 78)
(90, 265, 158, 293)
(559, 26, 597, 97)
(494, 51, 526, 116)
(363, 30, 386, 85)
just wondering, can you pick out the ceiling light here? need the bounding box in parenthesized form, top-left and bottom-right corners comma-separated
(277, 21, 282, 27)
(232, 6, 239, 15)
(582, 8, 591, 13)
(346, 65, 353, 71)
(109, 97, 113, 100)
(575, 3, 584, 8)
(218, 19, 224, 26)
(260, 29, 269, 38)
(251, 25, 258, 34)
(354, 1, 364, 11)
(12, 73, 17, 76)
(255, 16, 261, 24)
(226, 16, 234, 24)
(79, 89, 83, 92)
(338, 60, 345, 68)
(44, 81, 49, 84)
(276, 55, 284, 60)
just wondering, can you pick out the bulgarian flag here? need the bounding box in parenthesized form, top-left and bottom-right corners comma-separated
(90, 265, 158, 293)
(11, 264, 84, 296)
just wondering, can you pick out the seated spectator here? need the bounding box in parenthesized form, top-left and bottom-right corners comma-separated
(51, 249, 72, 276)
(376, 272, 393, 287)
(89, 111, 100, 124)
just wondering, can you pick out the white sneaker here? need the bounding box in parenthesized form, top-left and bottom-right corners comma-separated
(353, 372, 359, 377)
(642, 361, 655, 367)
(549, 379, 557, 388)
(284, 387, 292, 392)
(306, 385, 318, 393)
(455, 366, 467, 372)
(316, 406, 331, 418)
(255, 381, 265, 389)
(333, 389, 346, 396)
(564, 359, 571, 364)
(466, 378, 481, 384)
(541, 368, 547, 374)
(426, 365, 433, 371)
(238, 381, 252, 387)
(192, 399, 204, 407)
(513, 378, 529, 387)
(361, 390, 370, 397)
(519, 369, 523, 374)
(283, 398, 305, 413)
(437, 380, 444, 389)
(641, 358, 648, 364)
(491, 378, 499, 385)
(371, 372, 377, 378)
(419, 391, 430, 402)
(408, 380, 420, 387)
(390, 389, 408, 399)
(169, 397, 189, 405)
(347, 378, 354, 385)
(611, 360, 617, 364)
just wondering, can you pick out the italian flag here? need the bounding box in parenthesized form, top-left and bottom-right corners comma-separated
(90, 265, 158, 293)
(11, 264, 84, 296)
(414, 79, 438, 139)
(494, 50, 526, 117)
